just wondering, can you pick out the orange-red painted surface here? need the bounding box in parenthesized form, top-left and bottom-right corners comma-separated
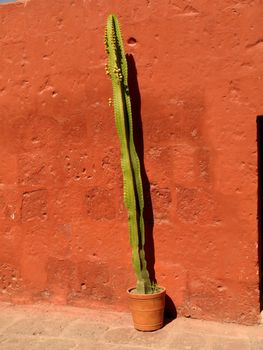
(0, 0, 262, 324)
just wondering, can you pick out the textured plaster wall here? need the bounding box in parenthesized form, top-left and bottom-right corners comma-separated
(0, 0, 262, 324)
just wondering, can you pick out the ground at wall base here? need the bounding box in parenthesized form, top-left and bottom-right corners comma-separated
(0, 303, 262, 350)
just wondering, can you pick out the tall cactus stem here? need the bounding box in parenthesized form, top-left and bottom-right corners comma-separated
(105, 14, 153, 294)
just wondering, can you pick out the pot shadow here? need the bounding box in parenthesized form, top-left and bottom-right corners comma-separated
(257, 116, 263, 311)
(164, 294, 177, 324)
(126, 54, 177, 322)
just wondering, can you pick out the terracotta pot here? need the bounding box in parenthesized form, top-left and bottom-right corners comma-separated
(127, 287, 166, 331)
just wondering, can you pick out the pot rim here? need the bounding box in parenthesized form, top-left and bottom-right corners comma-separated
(127, 286, 166, 299)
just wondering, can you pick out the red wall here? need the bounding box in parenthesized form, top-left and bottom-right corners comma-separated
(0, 0, 262, 324)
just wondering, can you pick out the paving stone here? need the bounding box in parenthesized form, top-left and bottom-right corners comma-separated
(0, 338, 39, 350)
(62, 319, 109, 340)
(173, 318, 250, 338)
(108, 347, 156, 350)
(250, 338, 263, 350)
(168, 332, 208, 349)
(112, 347, 159, 350)
(0, 337, 40, 350)
(74, 343, 150, 350)
(34, 339, 76, 350)
(3, 316, 72, 337)
(210, 336, 251, 350)
(0, 337, 76, 350)
(76, 312, 132, 327)
(0, 303, 11, 312)
(104, 327, 170, 348)
(0, 315, 24, 333)
(74, 343, 115, 350)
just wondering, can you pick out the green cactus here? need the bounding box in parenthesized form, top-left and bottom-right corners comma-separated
(104, 14, 156, 294)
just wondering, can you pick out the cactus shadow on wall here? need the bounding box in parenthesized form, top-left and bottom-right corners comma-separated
(126, 54, 156, 283)
(126, 54, 177, 320)
(257, 115, 263, 311)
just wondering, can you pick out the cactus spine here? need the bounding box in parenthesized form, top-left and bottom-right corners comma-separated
(105, 14, 154, 294)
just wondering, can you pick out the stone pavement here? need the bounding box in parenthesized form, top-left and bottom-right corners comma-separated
(0, 303, 262, 350)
